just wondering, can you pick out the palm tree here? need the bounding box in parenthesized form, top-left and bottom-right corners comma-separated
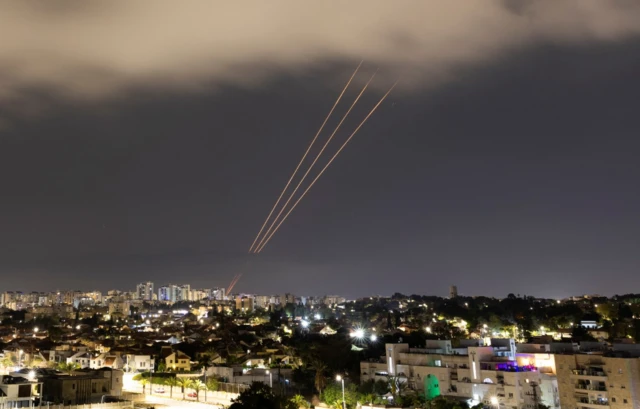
(57, 362, 80, 375)
(140, 378, 149, 394)
(290, 394, 310, 408)
(308, 356, 327, 395)
(191, 380, 206, 402)
(177, 377, 192, 399)
(166, 377, 179, 399)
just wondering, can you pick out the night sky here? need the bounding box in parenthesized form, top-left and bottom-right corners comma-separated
(1, 2, 640, 298)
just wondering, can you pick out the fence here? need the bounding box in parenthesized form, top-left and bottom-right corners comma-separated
(215, 381, 250, 394)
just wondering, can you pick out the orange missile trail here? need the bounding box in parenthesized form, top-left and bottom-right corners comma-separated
(255, 80, 399, 253)
(226, 273, 241, 295)
(247, 61, 363, 253)
(252, 70, 378, 253)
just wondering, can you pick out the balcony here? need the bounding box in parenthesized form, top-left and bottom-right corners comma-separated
(571, 369, 607, 378)
(575, 395, 609, 408)
(575, 384, 607, 392)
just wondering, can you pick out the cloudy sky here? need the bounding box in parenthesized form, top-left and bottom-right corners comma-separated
(1, 1, 640, 298)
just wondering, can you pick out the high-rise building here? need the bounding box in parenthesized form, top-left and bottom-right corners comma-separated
(210, 288, 226, 301)
(450, 285, 458, 299)
(236, 295, 255, 312)
(136, 282, 154, 301)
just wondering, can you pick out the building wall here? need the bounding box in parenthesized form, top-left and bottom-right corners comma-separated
(556, 354, 640, 409)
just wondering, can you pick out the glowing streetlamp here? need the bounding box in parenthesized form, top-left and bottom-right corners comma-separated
(370, 334, 377, 342)
(266, 369, 273, 388)
(336, 375, 346, 409)
(425, 326, 432, 333)
(490, 396, 499, 408)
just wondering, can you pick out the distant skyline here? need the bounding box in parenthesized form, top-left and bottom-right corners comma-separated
(1, 3, 640, 299)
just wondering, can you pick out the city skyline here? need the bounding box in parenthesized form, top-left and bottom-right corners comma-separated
(1, 2, 640, 298)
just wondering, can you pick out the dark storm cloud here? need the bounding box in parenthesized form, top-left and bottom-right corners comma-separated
(1, 0, 640, 112)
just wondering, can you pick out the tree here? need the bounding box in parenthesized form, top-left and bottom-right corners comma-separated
(166, 377, 179, 399)
(320, 382, 358, 409)
(206, 377, 219, 392)
(0, 356, 16, 370)
(177, 377, 192, 399)
(140, 378, 149, 394)
(192, 380, 206, 402)
(57, 362, 80, 375)
(387, 376, 407, 401)
(308, 356, 327, 394)
(229, 382, 296, 409)
(290, 394, 310, 409)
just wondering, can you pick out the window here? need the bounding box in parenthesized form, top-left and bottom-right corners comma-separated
(624, 399, 628, 404)
(92, 384, 97, 393)
(72, 384, 76, 390)
(509, 393, 514, 398)
(619, 369, 623, 374)
(612, 398, 616, 403)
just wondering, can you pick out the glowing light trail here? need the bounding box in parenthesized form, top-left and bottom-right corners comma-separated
(252, 70, 377, 253)
(255, 80, 399, 253)
(226, 273, 242, 294)
(247, 61, 363, 253)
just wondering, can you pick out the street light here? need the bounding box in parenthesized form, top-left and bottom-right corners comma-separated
(18, 349, 24, 368)
(490, 396, 499, 408)
(266, 370, 273, 388)
(336, 375, 345, 409)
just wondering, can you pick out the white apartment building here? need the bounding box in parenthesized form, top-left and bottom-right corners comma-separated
(361, 340, 559, 409)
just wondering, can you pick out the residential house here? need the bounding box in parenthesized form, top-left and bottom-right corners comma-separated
(90, 353, 124, 370)
(123, 355, 155, 372)
(66, 351, 91, 369)
(165, 351, 191, 372)
(0, 374, 44, 408)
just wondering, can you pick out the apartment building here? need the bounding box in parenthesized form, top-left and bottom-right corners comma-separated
(555, 352, 640, 409)
(236, 295, 255, 312)
(136, 282, 154, 301)
(361, 339, 559, 409)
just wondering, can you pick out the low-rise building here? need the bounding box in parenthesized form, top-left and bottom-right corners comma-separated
(361, 340, 559, 409)
(90, 353, 124, 370)
(66, 351, 91, 369)
(123, 354, 155, 372)
(165, 351, 191, 372)
(39, 368, 123, 405)
(0, 374, 43, 408)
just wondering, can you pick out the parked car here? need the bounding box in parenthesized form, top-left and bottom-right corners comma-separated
(187, 392, 197, 398)
(154, 388, 165, 393)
